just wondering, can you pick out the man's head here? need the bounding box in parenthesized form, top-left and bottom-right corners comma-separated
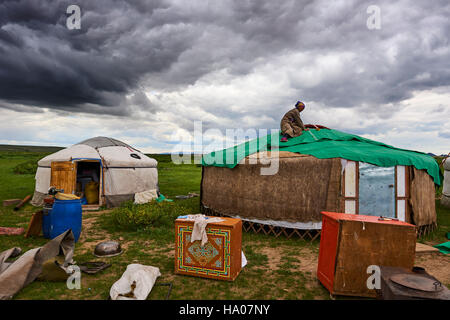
(295, 101, 305, 112)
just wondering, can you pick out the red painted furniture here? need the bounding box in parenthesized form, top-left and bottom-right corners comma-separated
(317, 211, 416, 297)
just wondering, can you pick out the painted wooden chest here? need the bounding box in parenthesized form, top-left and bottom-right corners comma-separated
(175, 216, 242, 281)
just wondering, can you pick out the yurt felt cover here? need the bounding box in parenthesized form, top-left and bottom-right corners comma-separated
(202, 156, 342, 223)
(76, 137, 136, 149)
(202, 129, 441, 185)
(410, 167, 436, 226)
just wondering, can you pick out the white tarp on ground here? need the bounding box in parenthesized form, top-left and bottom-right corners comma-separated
(0, 230, 75, 300)
(134, 189, 158, 204)
(110, 264, 161, 300)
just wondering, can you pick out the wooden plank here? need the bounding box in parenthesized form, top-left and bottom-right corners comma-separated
(344, 161, 356, 197)
(0, 227, 25, 235)
(397, 199, 406, 221)
(50, 161, 76, 194)
(415, 242, 439, 254)
(397, 166, 406, 197)
(3, 199, 22, 207)
(344, 200, 356, 214)
(24, 210, 43, 238)
(82, 205, 100, 211)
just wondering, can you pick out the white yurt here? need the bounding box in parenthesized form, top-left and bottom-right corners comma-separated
(31, 137, 158, 208)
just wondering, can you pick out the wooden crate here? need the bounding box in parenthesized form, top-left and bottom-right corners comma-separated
(317, 211, 416, 298)
(175, 216, 242, 281)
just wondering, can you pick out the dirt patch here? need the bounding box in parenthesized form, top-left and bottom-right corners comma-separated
(77, 210, 113, 253)
(259, 247, 282, 270)
(297, 248, 319, 276)
(255, 245, 319, 275)
(76, 241, 97, 255)
(415, 253, 450, 285)
(156, 244, 175, 259)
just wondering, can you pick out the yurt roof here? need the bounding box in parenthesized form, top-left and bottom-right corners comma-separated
(76, 136, 136, 150)
(38, 137, 157, 168)
(202, 128, 441, 185)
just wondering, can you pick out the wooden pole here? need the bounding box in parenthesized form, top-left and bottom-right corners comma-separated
(14, 194, 31, 211)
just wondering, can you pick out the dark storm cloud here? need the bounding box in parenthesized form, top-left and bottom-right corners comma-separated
(0, 0, 193, 113)
(0, 0, 449, 119)
(0, 101, 45, 113)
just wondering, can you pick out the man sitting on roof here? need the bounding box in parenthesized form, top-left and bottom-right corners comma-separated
(280, 101, 309, 142)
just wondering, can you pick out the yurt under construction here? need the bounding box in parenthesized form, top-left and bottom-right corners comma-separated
(201, 127, 441, 239)
(31, 137, 158, 208)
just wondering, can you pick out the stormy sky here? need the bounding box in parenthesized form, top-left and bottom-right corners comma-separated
(0, 0, 449, 154)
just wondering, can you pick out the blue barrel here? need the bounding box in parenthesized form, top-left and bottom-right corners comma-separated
(49, 199, 82, 242)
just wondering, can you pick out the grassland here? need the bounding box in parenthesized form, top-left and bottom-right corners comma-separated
(0, 145, 448, 300)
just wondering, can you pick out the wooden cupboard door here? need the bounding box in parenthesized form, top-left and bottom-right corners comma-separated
(50, 161, 76, 194)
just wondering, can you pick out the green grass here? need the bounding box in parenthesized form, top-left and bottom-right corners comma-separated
(419, 201, 450, 243)
(0, 148, 449, 300)
(0, 152, 46, 201)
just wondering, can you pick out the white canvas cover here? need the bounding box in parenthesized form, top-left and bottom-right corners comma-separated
(98, 146, 157, 168)
(35, 167, 51, 194)
(104, 168, 158, 195)
(38, 144, 100, 167)
(31, 137, 158, 207)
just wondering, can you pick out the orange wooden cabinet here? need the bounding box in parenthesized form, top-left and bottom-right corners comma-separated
(317, 211, 416, 298)
(175, 217, 242, 281)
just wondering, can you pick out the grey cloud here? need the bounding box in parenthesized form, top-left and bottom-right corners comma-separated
(0, 0, 449, 129)
(0, 101, 45, 113)
(438, 131, 450, 139)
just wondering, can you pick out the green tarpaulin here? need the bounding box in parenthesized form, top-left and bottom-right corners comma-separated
(434, 242, 450, 254)
(202, 129, 441, 185)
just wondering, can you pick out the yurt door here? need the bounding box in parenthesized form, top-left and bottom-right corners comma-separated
(50, 161, 77, 194)
(358, 162, 396, 218)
